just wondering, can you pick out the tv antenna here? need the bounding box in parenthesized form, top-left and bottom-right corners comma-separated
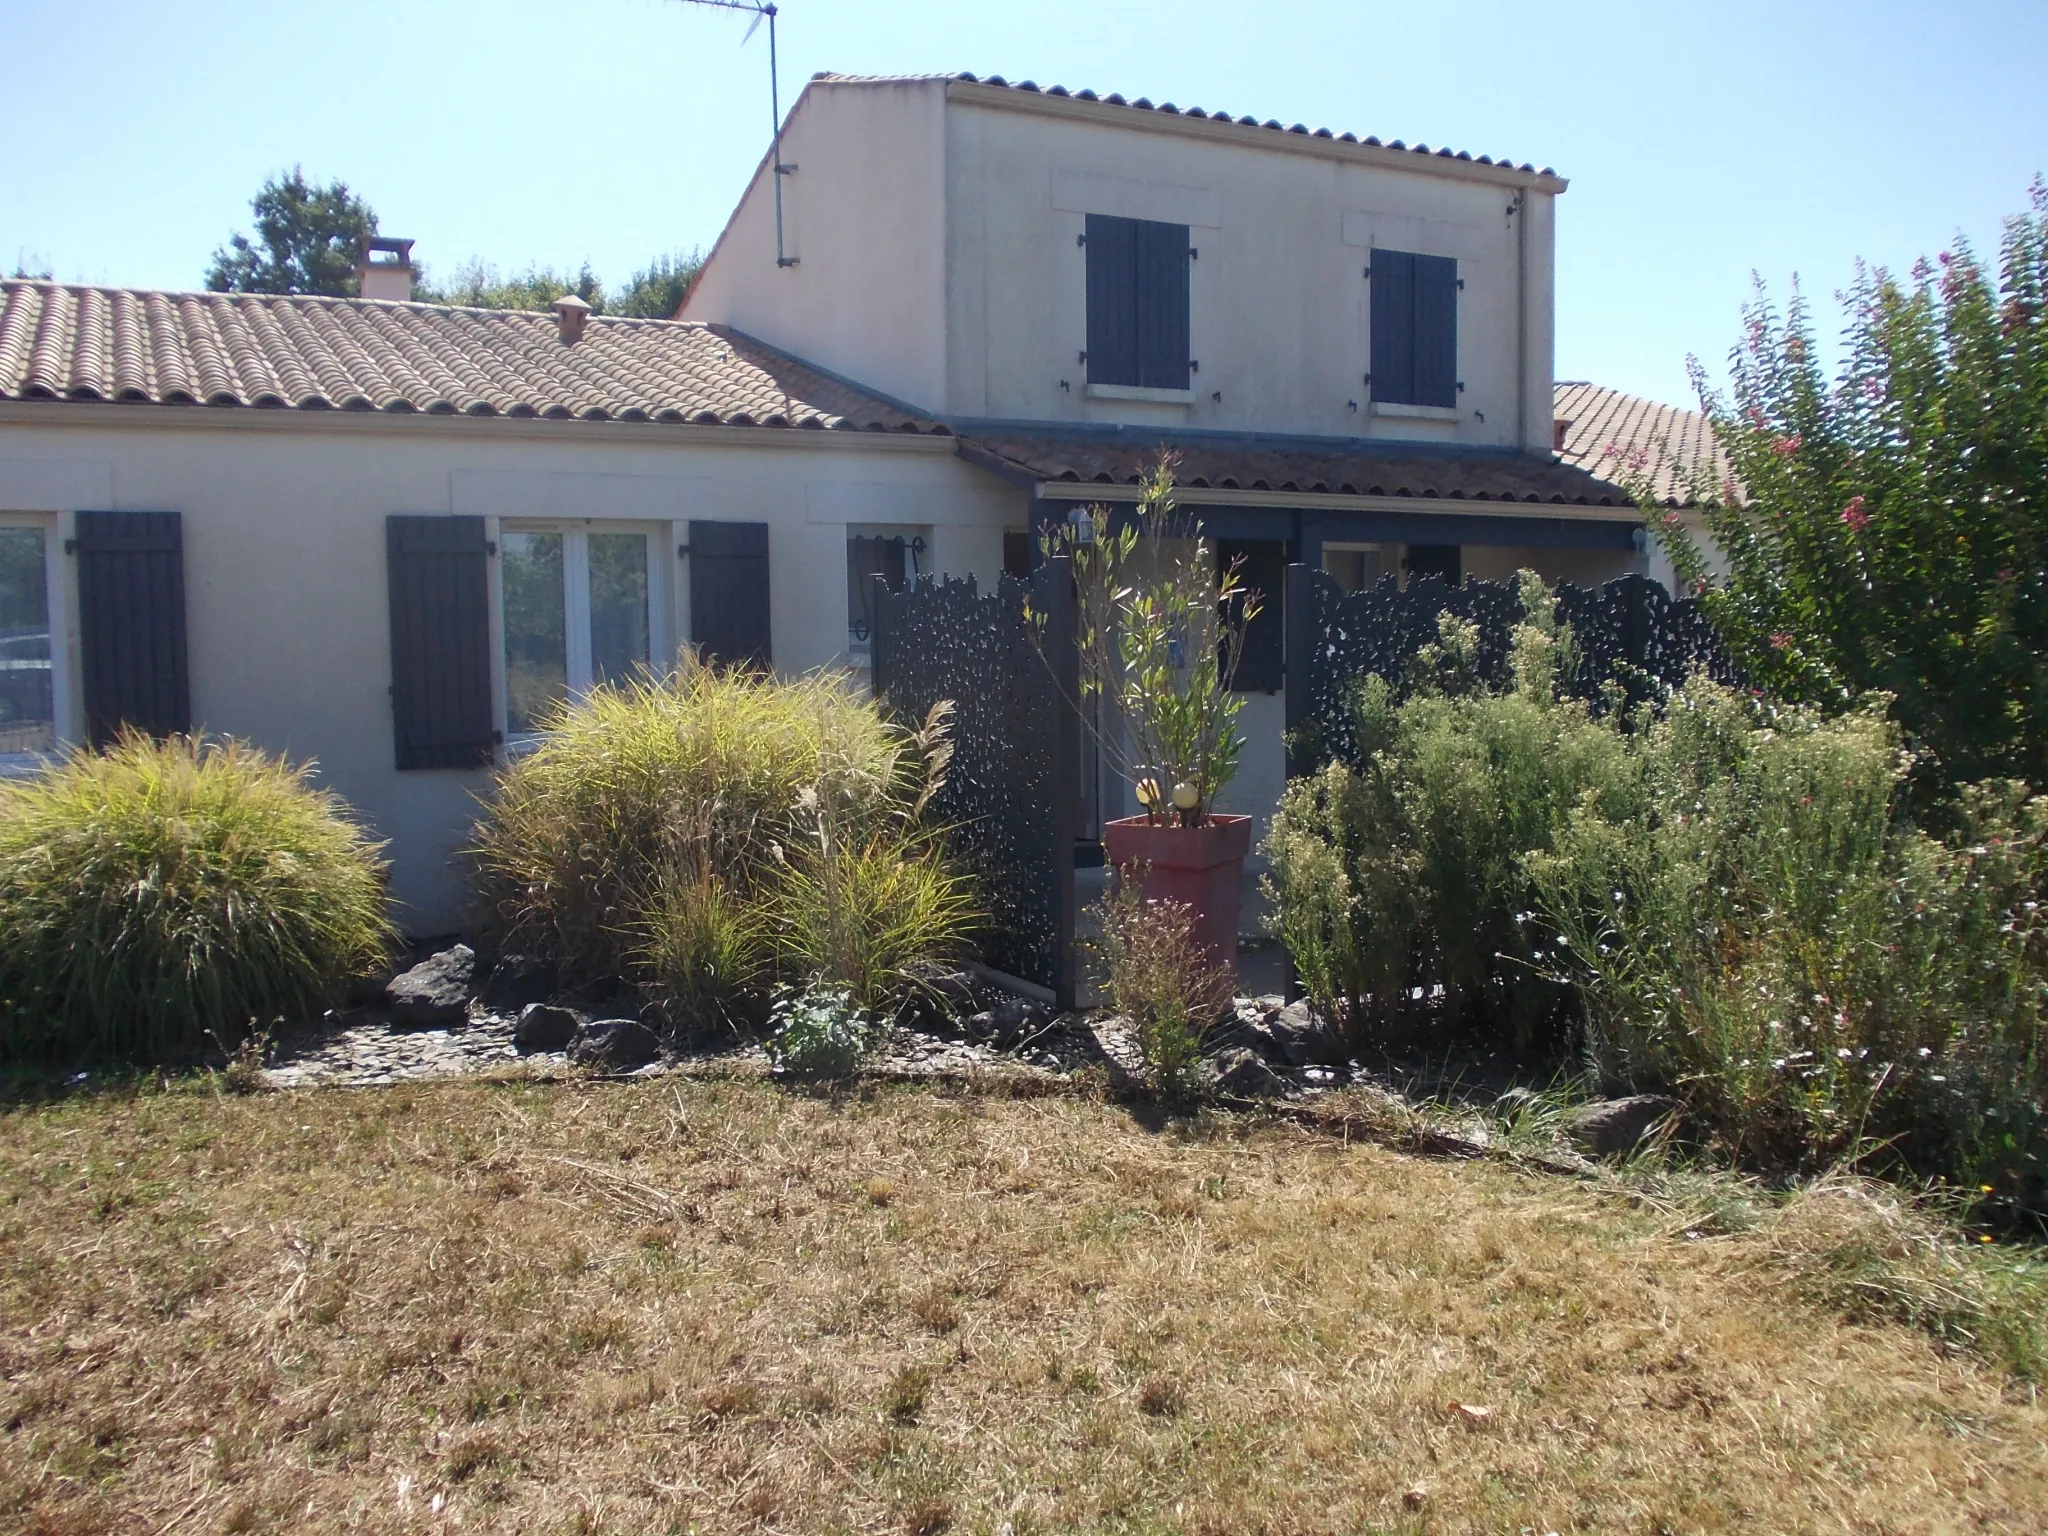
(669, 1, 798, 268)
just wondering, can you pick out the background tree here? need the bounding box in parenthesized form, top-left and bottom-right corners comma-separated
(206, 169, 378, 296)
(1650, 184, 2048, 798)
(608, 251, 704, 318)
(415, 249, 702, 316)
(415, 258, 604, 311)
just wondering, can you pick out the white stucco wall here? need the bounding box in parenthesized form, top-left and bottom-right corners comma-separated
(0, 411, 1021, 934)
(680, 79, 950, 413)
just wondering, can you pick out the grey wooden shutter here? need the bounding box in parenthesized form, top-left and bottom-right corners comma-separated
(689, 520, 771, 670)
(1135, 219, 1191, 388)
(1370, 249, 1417, 405)
(1217, 538, 1287, 693)
(1085, 214, 1140, 386)
(74, 510, 190, 745)
(1413, 253, 1459, 408)
(1372, 250, 1458, 408)
(386, 515, 494, 770)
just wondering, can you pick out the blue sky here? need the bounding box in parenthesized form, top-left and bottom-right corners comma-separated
(4, 0, 2043, 409)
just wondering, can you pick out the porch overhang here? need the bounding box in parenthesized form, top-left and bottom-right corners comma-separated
(1029, 487, 1643, 551)
(954, 426, 1646, 555)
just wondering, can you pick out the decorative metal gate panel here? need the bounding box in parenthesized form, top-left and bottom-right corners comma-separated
(871, 559, 1079, 1006)
(1285, 567, 1739, 774)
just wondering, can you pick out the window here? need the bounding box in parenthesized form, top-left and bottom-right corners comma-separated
(501, 526, 652, 736)
(0, 520, 55, 764)
(1085, 214, 1191, 390)
(1369, 248, 1459, 409)
(846, 529, 925, 659)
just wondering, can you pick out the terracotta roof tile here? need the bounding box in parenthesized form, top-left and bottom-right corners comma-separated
(814, 71, 1560, 181)
(957, 431, 1634, 507)
(1553, 381, 1732, 507)
(0, 281, 945, 434)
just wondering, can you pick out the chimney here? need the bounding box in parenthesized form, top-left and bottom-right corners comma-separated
(1553, 418, 1572, 454)
(356, 237, 415, 301)
(553, 293, 592, 344)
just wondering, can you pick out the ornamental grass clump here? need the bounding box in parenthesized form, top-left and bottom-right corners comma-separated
(0, 732, 393, 1063)
(473, 657, 973, 1025)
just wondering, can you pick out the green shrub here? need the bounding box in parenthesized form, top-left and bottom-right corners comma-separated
(765, 983, 872, 1079)
(1264, 577, 1636, 1045)
(0, 732, 392, 1062)
(474, 658, 973, 1020)
(1265, 575, 2047, 1191)
(1531, 687, 2047, 1188)
(1644, 187, 2048, 801)
(1091, 882, 1233, 1096)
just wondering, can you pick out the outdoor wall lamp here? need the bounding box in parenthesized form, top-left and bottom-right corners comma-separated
(1067, 507, 1096, 545)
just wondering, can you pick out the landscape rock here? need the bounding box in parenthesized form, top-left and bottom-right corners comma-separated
(1209, 1045, 1289, 1099)
(1250, 1000, 1347, 1066)
(386, 945, 475, 1029)
(1567, 1095, 1681, 1157)
(513, 1003, 580, 1055)
(569, 1017, 661, 1070)
(480, 952, 558, 1012)
(965, 996, 1052, 1050)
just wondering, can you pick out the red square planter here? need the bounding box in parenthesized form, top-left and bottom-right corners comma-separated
(1101, 813, 1253, 979)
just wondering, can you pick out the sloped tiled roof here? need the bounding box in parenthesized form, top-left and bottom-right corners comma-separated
(1554, 381, 1731, 507)
(0, 281, 944, 432)
(958, 431, 1634, 507)
(816, 72, 1561, 181)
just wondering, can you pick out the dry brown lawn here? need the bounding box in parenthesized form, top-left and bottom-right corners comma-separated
(1, 1076, 2043, 1535)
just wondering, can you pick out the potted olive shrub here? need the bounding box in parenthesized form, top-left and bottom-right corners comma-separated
(1038, 460, 1262, 975)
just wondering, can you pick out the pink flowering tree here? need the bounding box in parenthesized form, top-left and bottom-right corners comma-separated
(1644, 184, 2048, 796)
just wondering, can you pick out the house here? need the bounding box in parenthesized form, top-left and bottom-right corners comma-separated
(1, 70, 1656, 932)
(684, 72, 1646, 826)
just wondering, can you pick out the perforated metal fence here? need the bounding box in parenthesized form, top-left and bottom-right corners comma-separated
(1284, 567, 1739, 774)
(870, 560, 1080, 1006)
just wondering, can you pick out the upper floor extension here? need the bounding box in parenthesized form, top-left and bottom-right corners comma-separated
(682, 72, 1565, 454)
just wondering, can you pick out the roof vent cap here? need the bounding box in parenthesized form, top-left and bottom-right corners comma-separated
(554, 293, 592, 344)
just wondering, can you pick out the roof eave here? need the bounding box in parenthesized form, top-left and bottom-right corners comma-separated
(0, 397, 959, 450)
(944, 78, 1568, 194)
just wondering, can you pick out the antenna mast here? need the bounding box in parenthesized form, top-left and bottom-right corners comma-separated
(669, 0, 797, 268)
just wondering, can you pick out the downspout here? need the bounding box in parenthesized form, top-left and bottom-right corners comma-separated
(1512, 187, 1529, 452)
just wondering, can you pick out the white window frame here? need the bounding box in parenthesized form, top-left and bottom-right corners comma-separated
(0, 511, 72, 777)
(492, 518, 672, 750)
